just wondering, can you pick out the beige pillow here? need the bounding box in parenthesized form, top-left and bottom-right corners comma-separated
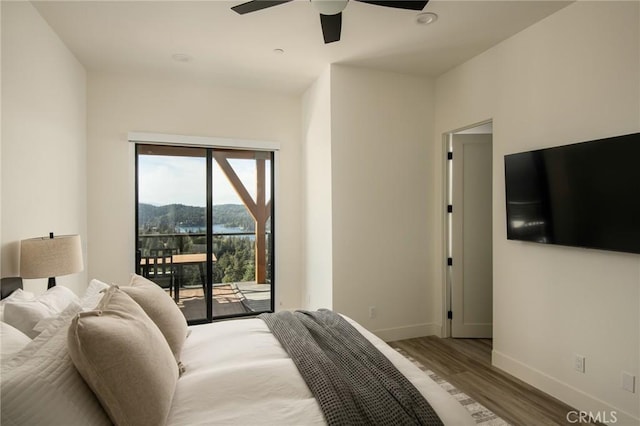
(122, 274, 188, 367)
(67, 286, 178, 426)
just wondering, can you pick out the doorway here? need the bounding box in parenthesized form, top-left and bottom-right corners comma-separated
(445, 121, 493, 338)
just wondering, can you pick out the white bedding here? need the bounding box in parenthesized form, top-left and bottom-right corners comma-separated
(168, 317, 475, 425)
(1, 279, 474, 425)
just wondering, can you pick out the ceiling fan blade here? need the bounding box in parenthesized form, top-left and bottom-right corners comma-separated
(355, 0, 428, 11)
(320, 13, 342, 44)
(231, 0, 293, 15)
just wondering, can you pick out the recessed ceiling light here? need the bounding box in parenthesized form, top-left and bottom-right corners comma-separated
(171, 53, 193, 63)
(415, 12, 438, 26)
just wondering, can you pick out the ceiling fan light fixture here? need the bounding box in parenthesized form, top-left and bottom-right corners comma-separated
(415, 11, 437, 26)
(311, 0, 349, 16)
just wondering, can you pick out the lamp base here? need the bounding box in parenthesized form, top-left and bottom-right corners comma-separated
(47, 277, 56, 289)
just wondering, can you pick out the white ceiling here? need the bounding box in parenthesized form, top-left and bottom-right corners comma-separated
(33, 0, 572, 94)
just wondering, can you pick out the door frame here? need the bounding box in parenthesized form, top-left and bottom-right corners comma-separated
(441, 119, 493, 338)
(134, 144, 276, 324)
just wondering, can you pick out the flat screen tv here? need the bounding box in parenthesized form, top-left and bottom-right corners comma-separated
(504, 132, 640, 254)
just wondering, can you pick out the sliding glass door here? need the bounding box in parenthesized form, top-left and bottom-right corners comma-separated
(136, 144, 274, 323)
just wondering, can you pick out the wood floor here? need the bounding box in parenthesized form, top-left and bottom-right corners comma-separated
(390, 336, 597, 425)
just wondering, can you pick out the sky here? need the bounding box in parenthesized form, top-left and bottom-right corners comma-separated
(138, 155, 271, 207)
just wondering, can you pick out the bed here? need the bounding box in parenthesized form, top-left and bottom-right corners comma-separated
(1, 276, 475, 426)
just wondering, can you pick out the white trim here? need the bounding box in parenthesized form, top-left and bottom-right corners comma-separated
(128, 132, 280, 151)
(441, 119, 493, 338)
(493, 350, 639, 426)
(442, 132, 452, 338)
(372, 322, 440, 342)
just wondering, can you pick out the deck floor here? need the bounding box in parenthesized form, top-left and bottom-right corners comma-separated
(174, 283, 271, 321)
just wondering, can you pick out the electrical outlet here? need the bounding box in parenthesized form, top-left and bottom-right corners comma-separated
(369, 306, 376, 319)
(622, 372, 636, 393)
(574, 354, 585, 373)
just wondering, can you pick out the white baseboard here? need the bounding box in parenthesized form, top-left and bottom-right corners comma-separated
(373, 322, 440, 342)
(493, 349, 639, 426)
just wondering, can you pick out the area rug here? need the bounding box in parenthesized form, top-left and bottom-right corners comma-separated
(396, 348, 510, 425)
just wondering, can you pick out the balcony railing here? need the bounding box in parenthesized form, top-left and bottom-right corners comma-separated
(138, 232, 272, 321)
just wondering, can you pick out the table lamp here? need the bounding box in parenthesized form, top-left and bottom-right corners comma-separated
(20, 232, 83, 289)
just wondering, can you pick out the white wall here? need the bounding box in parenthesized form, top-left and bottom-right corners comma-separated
(434, 1, 639, 422)
(330, 65, 436, 341)
(301, 67, 333, 310)
(87, 72, 302, 310)
(6, 2, 636, 419)
(1, 1, 87, 295)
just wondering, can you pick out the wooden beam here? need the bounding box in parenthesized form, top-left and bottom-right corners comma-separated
(212, 152, 258, 220)
(213, 151, 270, 284)
(137, 144, 206, 158)
(213, 150, 260, 160)
(255, 159, 266, 283)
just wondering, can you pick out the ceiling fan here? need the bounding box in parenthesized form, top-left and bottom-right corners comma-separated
(231, 0, 429, 44)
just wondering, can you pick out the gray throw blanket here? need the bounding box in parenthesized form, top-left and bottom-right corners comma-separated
(259, 309, 443, 426)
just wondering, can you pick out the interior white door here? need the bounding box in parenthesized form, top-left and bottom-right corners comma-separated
(451, 134, 493, 338)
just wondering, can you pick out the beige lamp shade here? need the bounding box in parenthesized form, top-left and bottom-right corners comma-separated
(20, 234, 84, 279)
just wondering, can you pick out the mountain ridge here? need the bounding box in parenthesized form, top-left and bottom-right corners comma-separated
(138, 203, 255, 232)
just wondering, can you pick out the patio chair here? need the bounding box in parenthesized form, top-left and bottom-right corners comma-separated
(142, 249, 176, 302)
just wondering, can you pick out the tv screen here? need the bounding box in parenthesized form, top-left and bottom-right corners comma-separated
(504, 132, 640, 254)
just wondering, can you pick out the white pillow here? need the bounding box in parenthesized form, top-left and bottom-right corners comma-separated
(33, 280, 112, 334)
(80, 279, 110, 311)
(3, 286, 80, 338)
(32, 316, 58, 335)
(0, 288, 35, 321)
(0, 321, 31, 359)
(0, 303, 111, 425)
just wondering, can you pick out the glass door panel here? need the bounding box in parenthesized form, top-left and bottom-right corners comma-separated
(136, 145, 208, 322)
(211, 150, 273, 317)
